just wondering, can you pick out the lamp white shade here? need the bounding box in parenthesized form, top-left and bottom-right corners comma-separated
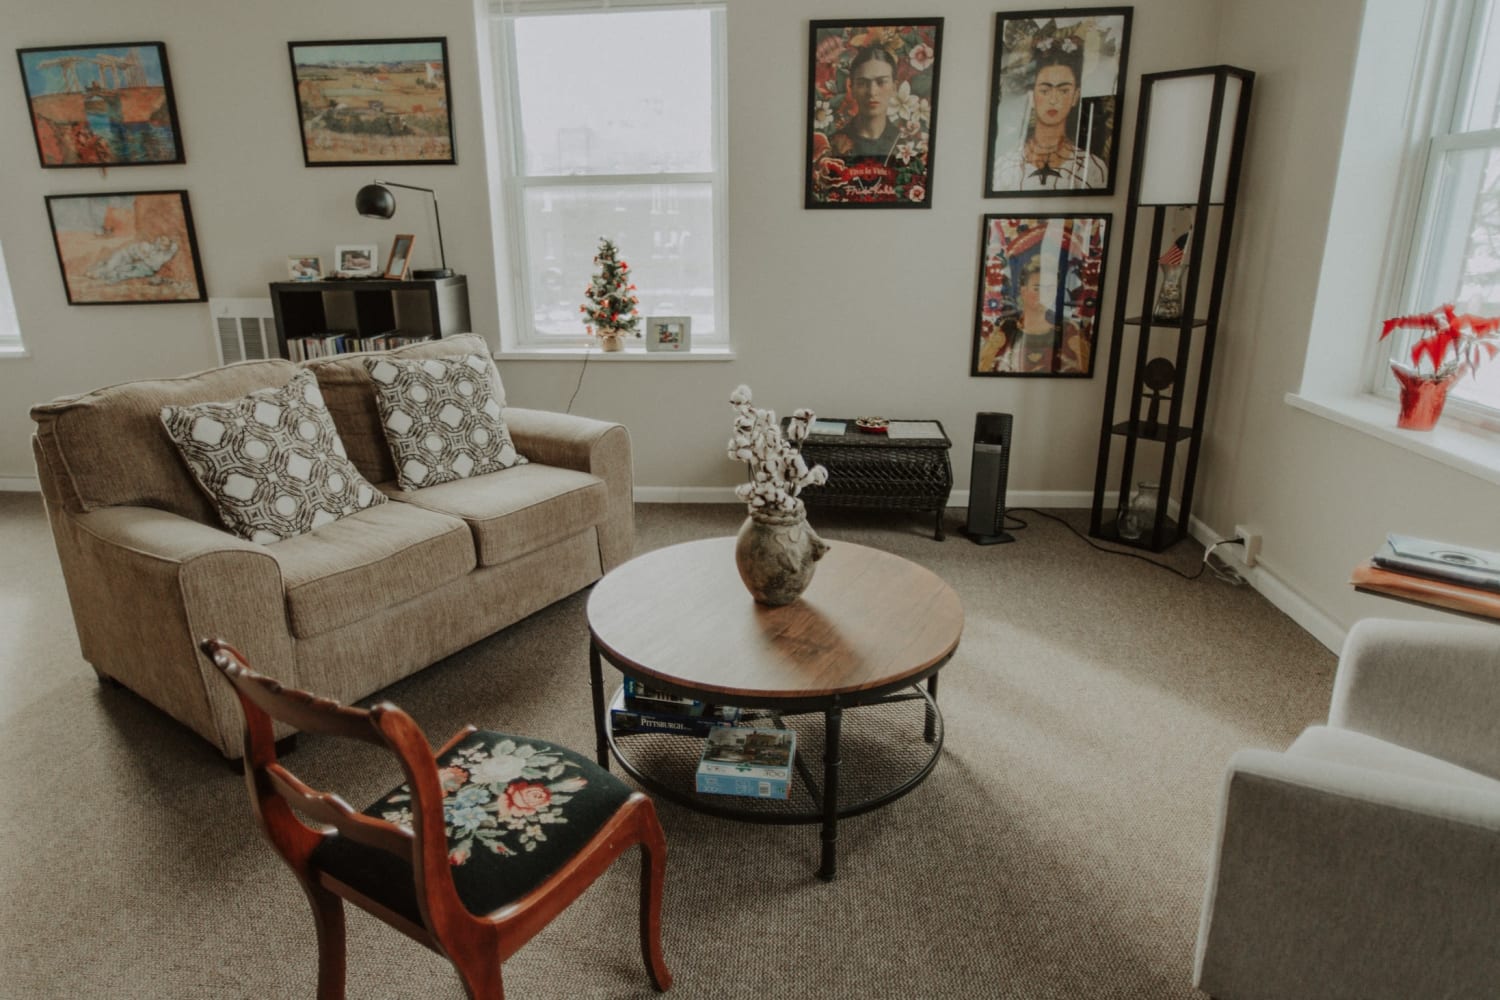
(1138, 73, 1243, 205)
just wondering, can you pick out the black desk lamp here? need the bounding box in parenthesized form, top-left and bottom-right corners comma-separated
(355, 181, 453, 279)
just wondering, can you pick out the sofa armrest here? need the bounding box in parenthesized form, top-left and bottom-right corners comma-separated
(504, 407, 634, 571)
(1195, 749, 1500, 1000)
(56, 506, 295, 756)
(1329, 617, 1500, 780)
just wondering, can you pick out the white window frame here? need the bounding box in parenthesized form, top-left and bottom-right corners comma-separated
(0, 239, 25, 358)
(488, 1, 730, 355)
(1374, 0, 1500, 432)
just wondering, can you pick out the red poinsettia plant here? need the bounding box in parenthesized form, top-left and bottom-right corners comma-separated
(1380, 304, 1500, 379)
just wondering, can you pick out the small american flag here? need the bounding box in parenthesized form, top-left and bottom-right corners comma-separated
(1158, 232, 1189, 267)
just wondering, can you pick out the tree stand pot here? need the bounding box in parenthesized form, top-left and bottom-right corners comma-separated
(1392, 363, 1456, 431)
(599, 333, 625, 353)
(734, 508, 829, 606)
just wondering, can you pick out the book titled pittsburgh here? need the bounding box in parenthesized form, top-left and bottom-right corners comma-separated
(612, 677, 741, 737)
(695, 726, 796, 800)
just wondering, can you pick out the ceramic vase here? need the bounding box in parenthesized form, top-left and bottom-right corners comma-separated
(599, 332, 625, 353)
(1391, 363, 1456, 431)
(734, 507, 829, 606)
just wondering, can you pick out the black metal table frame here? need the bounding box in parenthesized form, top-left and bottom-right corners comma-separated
(589, 641, 950, 881)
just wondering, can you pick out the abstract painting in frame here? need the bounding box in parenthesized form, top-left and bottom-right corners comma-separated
(984, 8, 1132, 197)
(287, 37, 455, 166)
(805, 18, 944, 208)
(17, 42, 185, 167)
(972, 213, 1109, 377)
(45, 190, 207, 305)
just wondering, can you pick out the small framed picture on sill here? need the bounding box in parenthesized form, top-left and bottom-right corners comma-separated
(384, 234, 415, 279)
(287, 255, 322, 281)
(644, 316, 691, 352)
(334, 244, 378, 277)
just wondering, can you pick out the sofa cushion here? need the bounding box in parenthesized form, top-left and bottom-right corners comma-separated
(31, 358, 298, 520)
(382, 463, 608, 568)
(303, 335, 505, 485)
(160, 371, 386, 544)
(364, 354, 526, 491)
(1290, 726, 1500, 794)
(266, 501, 475, 638)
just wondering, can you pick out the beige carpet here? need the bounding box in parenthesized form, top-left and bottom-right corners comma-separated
(0, 494, 1334, 998)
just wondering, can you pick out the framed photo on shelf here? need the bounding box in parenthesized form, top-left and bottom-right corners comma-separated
(984, 8, 1132, 197)
(805, 18, 944, 209)
(286, 37, 455, 166)
(334, 244, 378, 277)
(17, 42, 185, 167)
(287, 255, 323, 281)
(971, 213, 1110, 377)
(644, 316, 691, 352)
(44, 190, 206, 305)
(383, 234, 415, 279)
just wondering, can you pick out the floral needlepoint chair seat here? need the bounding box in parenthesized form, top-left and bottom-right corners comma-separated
(312, 731, 634, 922)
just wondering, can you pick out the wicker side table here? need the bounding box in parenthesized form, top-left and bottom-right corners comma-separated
(785, 418, 954, 540)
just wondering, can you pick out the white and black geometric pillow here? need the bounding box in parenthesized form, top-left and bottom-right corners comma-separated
(364, 354, 527, 491)
(161, 370, 386, 544)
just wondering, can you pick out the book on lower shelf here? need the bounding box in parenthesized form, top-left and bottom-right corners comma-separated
(695, 726, 796, 800)
(1371, 534, 1500, 592)
(285, 331, 435, 361)
(611, 677, 741, 736)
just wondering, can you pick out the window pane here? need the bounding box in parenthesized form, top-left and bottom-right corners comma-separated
(0, 240, 20, 348)
(522, 183, 716, 337)
(1463, 1, 1500, 129)
(513, 11, 713, 176)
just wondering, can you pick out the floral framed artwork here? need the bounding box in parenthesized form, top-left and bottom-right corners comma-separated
(805, 18, 944, 208)
(972, 213, 1110, 377)
(287, 37, 455, 166)
(17, 42, 185, 167)
(644, 316, 691, 352)
(383, 234, 415, 279)
(45, 190, 206, 305)
(287, 255, 323, 281)
(984, 8, 1132, 197)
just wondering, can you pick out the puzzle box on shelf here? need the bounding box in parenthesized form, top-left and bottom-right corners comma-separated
(695, 726, 797, 800)
(612, 677, 741, 737)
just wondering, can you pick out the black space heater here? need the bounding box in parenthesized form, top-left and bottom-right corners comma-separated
(965, 412, 1015, 545)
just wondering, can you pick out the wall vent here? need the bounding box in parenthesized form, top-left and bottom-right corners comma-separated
(209, 298, 276, 365)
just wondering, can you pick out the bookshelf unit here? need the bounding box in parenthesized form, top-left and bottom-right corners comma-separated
(267, 275, 471, 360)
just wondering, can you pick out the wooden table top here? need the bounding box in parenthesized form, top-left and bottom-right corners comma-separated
(1351, 562, 1500, 622)
(588, 537, 963, 701)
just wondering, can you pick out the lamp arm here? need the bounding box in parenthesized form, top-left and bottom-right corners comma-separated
(370, 180, 446, 273)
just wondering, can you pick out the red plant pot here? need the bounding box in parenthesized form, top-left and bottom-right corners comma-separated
(1391, 364, 1455, 431)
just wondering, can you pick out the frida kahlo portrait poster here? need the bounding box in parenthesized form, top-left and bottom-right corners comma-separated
(45, 191, 206, 305)
(972, 214, 1109, 377)
(805, 19, 944, 208)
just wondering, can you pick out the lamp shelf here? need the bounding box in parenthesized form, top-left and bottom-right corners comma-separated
(1110, 420, 1197, 444)
(1092, 514, 1186, 551)
(1124, 315, 1208, 328)
(268, 275, 471, 361)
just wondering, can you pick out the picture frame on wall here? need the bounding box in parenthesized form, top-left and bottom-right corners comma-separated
(17, 41, 186, 167)
(334, 243, 379, 276)
(287, 37, 455, 166)
(804, 18, 944, 208)
(984, 7, 1132, 197)
(644, 316, 691, 352)
(971, 213, 1110, 377)
(287, 255, 323, 281)
(383, 234, 415, 279)
(45, 190, 207, 305)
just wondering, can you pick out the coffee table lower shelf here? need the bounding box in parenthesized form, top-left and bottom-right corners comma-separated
(605, 685, 944, 827)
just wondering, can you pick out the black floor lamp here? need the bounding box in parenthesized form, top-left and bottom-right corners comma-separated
(355, 181, 453, 279)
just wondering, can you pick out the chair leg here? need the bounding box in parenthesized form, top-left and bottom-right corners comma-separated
(637, 804, 672, 992)
(452, 953, 505, 1000)
(303, 883, 346, 1000)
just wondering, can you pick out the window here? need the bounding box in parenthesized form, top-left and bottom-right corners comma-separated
(491, 3, 727, 351)
(1384, 0, 1500, 424)
(0, 239, 23, 356)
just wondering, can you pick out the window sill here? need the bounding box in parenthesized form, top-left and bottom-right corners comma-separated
(497, 346, 735, 361)
(0, 345, 30, 360)
(1285, 391, 1500, 487)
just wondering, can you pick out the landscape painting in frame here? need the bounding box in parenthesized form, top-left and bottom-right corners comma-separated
(45, 191, 206, 305)
(17, 42, 184, 167)
(288, 37, 455, 166)
(984, 8, 1132, 197)
(971, 213, 1109, 377)
(805, 18, 944, 208)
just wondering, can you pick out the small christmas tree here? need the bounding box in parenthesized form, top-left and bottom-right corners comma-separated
(579, 237, 640, 340)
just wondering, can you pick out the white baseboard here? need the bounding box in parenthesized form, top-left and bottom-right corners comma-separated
(0, 476, 39, 492)
(632, 487, 1100, 508)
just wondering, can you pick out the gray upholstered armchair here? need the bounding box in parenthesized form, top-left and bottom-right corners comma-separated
(1193, 617, 1500, 1000)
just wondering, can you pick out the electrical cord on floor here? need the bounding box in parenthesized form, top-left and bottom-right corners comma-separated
(565, 343, 593, 414)
(1004, 507, 1247, 585)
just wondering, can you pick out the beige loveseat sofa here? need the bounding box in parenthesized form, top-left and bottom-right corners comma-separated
(31, 335, 632, 758)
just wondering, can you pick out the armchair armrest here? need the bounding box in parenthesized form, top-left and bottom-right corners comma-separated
(504, 407, 634, 571)
(56, 506, 294, 756)
(1330, 617, 1500, 779)
(1195, 749, 1500, 1000)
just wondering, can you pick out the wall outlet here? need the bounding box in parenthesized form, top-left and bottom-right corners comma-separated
(1233, 524, 1261, 567)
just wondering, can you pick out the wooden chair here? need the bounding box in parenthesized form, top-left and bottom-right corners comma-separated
(201, 639, 671, 1000)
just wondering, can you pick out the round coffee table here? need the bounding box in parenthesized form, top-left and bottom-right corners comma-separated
(587, 536, 963, 880)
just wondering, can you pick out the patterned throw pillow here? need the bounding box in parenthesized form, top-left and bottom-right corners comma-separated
(364, 354, 527, 491)
(161, 370, 385, 544)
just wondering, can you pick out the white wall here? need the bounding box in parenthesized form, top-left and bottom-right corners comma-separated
(0, 0, 1222, 496)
